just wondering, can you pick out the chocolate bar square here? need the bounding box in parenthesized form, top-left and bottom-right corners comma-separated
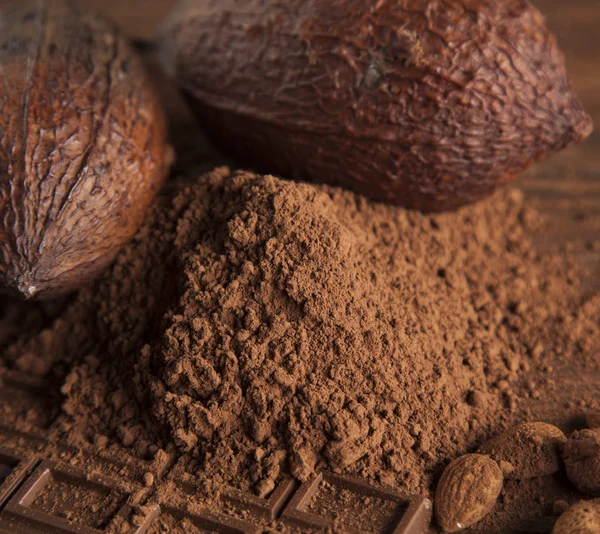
(0, 448, 37, 510)
(281, 472, 432, 534)
(145, 506, 261, 534)
(3, 460, 130, 533)
(68, 449, 156, 492)
(221, 479, 298, 521)
(107, 504, 161, 534)
(146, 455, 263, 533)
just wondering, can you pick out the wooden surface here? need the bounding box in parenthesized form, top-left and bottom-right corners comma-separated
(523, 0, 600, 292)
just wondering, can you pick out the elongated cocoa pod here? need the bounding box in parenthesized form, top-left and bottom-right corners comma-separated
(0, 0, 168, 299)
(161, 0, 592, 212)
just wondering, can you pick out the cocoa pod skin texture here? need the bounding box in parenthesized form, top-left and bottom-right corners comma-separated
(160, 0, 593, 212)
(0, 0, 169, 299)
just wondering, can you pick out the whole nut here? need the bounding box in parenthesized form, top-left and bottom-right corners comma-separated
(160, 0, 592, 212)
(552, 499, 600, 534)
(434, 454, 503, 532)
(0, 0, 168, 299)
(563, 429, 600, 495)
(478, 422, 566, 479)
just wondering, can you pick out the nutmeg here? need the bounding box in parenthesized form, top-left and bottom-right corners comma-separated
(160, 0, 592, 212)
(0, 0, 168, 299)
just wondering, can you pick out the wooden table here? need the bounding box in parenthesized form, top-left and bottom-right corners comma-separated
(523, 0, 600, 294)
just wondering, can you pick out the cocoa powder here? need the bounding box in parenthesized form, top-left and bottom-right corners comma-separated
(1, 168, 599, 503)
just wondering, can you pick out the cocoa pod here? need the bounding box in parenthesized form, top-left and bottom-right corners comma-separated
(160, 0, 592, 212)
(0, 0, 168, 299)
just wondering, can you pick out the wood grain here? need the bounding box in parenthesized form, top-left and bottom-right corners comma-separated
(524, 0, 600, 292)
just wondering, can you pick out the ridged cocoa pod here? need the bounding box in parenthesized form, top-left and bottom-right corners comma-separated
(0, 0, 168, 299)
(160, 0, 592, 212)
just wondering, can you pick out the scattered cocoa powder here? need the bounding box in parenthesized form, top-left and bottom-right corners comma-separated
(1, 168, 599, 514)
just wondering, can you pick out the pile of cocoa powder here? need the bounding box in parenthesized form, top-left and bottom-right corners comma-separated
(1, 167, 598, 511)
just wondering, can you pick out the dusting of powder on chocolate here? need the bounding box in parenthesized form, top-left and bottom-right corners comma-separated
(1, 168, 599, 502)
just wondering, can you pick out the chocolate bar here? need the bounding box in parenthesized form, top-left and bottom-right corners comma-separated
(0, 378, 432, 533)
(4, 460, 133, 533)
(222, 479, 299, 522)
(146, 506, 260, 534)
(0, 449, 37, 511)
